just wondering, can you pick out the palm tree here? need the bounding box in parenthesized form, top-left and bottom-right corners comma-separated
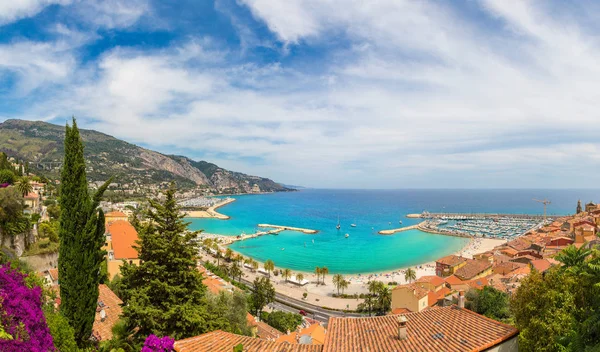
(225, 248, 234, 262)
(213, 243, 221, 266)
(229, 262, 242, 282)
(264, 259, 275, 278)
(368, 280, 384, 295)
(282, 268, 292, 282)
(321, 266, 329, 285)
(235, 254, 244, 265)
(404, 267, 417, 283)
(16, 177, 33, 197)
(340, 279, 349, 295)
(296, 273, 304, 282)
(314, 267, 322, 285)
(333, 274, 345, 295)
(556, 245, 592, 269)
(251, 259, 259, 272)
(377, 286, 392, 314)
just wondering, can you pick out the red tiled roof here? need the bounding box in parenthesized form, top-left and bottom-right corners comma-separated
(390, 308, 412, 315)
(466, 277, 489, 290)
(92, 285, 123, 341)
(24, 192, 39, 199)
(105, 211, 127, 217)
(454, 260, 492, 281)
(415, 275, 445, 287)
(436, 255, 467, 267)
(256, 320, 284, 340)
(392, 284, 430, 299)
(107, 220, 138, 259)
(435, 287, 452, 300)
(506, 238, 532, 251)
(174, 330, 322, 352)
(530, 259, 552, 273)
(322, 306, 518, 352)
(48, 268, 59, 281)
(444, 275, 463, 286)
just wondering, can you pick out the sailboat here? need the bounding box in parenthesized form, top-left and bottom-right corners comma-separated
(336, 215, 341, 230)
(345, 233, 350, 238)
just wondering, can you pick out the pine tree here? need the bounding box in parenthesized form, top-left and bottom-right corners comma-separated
(120, 186, 214, 341)
(58, 118, 110, 347)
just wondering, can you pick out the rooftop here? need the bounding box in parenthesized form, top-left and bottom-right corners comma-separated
(107, 220, 139, 259)
(174, 330, 323, 352)
(415, 275, 445, 287)
(436, 255, 468, 267)
(105, 211, 127, 217)
(93, 285, 123, 341)
(322, 306, 518, 352)
(454, 260, 492, 281)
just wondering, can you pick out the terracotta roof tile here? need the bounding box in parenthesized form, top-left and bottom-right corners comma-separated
(415, 275, 445, 287)
(174, 330, 323, 352)
(105, 211, 127, 217)
(48, 268, 59, 281)
(530, 259, 552, 273)
(390, 308, 412, 315)
(444, 275, 463, 286)
(436, 255, 468, 267)
(256, 320, 284, 340)
(454, 260, 492, 281)
(92, 285, 123, 341)
(322, 306, 518, 352)
(392, 284, 430, 299)
(466, 277, 489, 290)
(107, 220, 138, 259)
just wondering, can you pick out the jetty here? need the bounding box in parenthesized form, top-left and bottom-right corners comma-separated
(378, 223, 423, 235)
(257, 224, 318, 234)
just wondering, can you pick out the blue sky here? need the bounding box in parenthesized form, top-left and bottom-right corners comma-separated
(1, 0, 599, 188)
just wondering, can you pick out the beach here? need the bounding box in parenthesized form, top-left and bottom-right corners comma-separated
(199, 236, 505, 310)
(183, 198, 235, 219)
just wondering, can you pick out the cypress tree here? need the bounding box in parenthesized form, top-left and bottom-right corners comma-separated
(58, 118, 110, 346)
(120, 186, 215, 341)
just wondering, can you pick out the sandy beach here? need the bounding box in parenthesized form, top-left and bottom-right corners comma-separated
(199, 236, 506, 310)
(183, 198, 235, 219)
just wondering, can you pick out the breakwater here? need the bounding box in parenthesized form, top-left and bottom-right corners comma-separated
(257, 224, 318, 234)
(378, 223, 423, 235)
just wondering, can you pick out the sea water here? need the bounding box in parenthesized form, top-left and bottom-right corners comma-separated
(187, 189, 600, 273)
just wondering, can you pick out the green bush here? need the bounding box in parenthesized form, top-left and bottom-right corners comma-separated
(0, 169, 16, 184)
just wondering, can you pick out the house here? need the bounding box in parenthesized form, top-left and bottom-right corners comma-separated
(444, 275, 464, 291)
(175, 307, 519, 352)
(506, 238, 532, 252)
(23, 192, 41, 214)
(454, 260, 492, 281)
(104, 211, 128, 226)
(322, 306, 519, 352)
(510, 255, 537, 265)
(174, 330, 323, 352)
(530, 259, 553, 273)
(391, 284, 436, 313)
(545, 236, 574, 248)
(42, 268, 59, 286)
(435, 255, 468, 277)
(493, 262, 526, 275)
(585, 202, 597, 213)
(104, 220, 139, 279)
(275, 323, 327, 345)
(414, 275, 445, 292)
(92, 284, 123, 341)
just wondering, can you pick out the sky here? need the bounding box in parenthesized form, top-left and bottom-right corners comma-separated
(1, 0, 599, 189)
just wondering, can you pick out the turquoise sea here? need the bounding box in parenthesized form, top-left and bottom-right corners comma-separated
(187, 189, 600, 274)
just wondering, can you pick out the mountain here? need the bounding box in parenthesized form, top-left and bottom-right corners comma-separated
(0, 119, 291, 194)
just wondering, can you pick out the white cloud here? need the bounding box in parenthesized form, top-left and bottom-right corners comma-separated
(70, 0, 150, 29)
(0, 0, 71, 26)
(7, 1, 600, 188)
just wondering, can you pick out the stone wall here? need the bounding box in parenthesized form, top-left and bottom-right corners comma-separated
(20, 251, 58, 273)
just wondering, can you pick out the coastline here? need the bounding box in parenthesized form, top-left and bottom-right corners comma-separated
(200, 235, 504, 310)
(183, 198, 235, 220)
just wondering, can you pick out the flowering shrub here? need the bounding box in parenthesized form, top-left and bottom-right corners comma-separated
(0, 263, 55, 351)
(141, 334, 174, 352)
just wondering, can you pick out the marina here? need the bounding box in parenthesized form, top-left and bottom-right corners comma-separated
(418, 216, 547, 239)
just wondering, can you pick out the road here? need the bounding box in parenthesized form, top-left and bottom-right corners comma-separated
(240, 278, 367, 324)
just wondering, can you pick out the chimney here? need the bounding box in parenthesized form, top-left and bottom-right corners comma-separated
(458, 291, 465, 308)
(100, 309, 107, 322)
(397, 315, 408, 340)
